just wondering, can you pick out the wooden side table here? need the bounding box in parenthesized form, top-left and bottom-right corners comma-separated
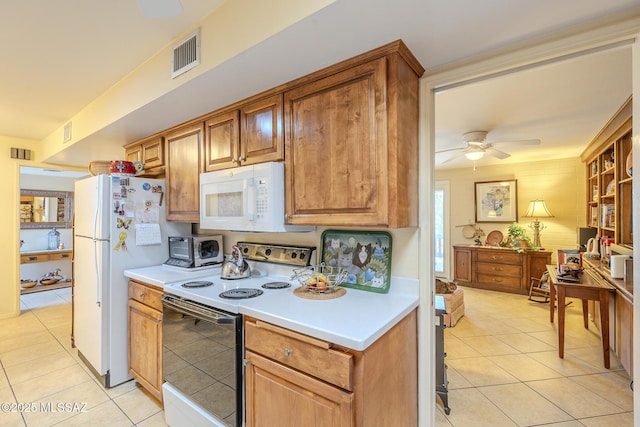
(546, 265, 616, 368)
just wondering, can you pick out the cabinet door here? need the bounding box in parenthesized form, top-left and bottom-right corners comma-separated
(128, 298, 163, 401)
(616, 291, 633, 376)
(453, 248, 471, 282)
(284, 58, 388, 226)
(141, 136, 164, 169)
(245, 351, 353, 427)
(165, 122, 203, 221)
(203, 110, 240, 171)
(124, 144, 141, 163)
(241, 93, 284, 166)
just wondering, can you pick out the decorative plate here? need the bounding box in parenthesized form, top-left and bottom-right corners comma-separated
(626, 151, 633, 177)
(320, 230, 392, 294)
(486, 230, 504, 246)
(605, 179, 615, 195)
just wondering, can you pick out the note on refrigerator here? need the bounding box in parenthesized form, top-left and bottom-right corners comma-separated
(135, 223, 162, 246)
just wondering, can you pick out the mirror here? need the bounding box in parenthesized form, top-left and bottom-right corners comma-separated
(20, 190, 73, 229)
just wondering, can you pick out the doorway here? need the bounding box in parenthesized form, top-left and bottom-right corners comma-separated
(19, 166, 89, 309)
(419, 28, 639, 427)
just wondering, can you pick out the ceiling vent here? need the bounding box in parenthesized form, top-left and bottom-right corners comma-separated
(171, 29, 200, 79)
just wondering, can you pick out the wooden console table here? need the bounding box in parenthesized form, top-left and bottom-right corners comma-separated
(20, 249, 73, 294)
(546, 265, 616, 368)
(453, 245, 551, 294)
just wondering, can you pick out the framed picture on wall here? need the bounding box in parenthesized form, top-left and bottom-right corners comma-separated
(474, 179, 518, 222)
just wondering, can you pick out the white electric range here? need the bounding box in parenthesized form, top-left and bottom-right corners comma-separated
(161, 242, 315, 427)
(163, 242, 314, 313)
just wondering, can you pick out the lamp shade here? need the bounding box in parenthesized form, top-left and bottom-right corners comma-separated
(523, 199, 553, 219)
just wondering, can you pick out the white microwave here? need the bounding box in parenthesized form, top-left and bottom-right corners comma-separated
(199, 162, 313, 232)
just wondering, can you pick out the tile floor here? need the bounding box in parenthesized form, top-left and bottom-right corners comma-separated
(2, 286, 634, 426)
(0, 288, 167, 427)
(436, 286, 634, 427)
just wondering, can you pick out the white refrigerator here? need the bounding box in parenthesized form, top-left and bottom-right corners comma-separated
(73, 174, 189, 387)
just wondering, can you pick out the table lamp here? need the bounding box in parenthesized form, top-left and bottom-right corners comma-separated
(523, 199, 554, 248)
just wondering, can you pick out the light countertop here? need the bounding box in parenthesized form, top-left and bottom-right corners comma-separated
(240, 277, 419, 350)
(20, 248, 73, 254)
(124, 265, 222, 288)
(124, 265, 419, 351)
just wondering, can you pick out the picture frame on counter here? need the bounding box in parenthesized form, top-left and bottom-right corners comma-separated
(474, 179, 517, 223)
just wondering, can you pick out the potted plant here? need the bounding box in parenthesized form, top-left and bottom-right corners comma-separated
(501, 223, 539, 253)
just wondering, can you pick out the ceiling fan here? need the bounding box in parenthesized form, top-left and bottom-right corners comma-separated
(437, 131, 540, 163)
(136, 0, 183, 19)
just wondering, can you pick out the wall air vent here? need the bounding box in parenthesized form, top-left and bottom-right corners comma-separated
(171, 28, 200, 79)
(63, 122, 72, 143)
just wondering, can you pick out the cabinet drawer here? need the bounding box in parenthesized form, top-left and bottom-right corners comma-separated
(128, 280, 163, 311)
(21, 254, 50, 263)
(476, 273, 521, 289)
(245, 319, 353, 391)
(49, 252, 72, 261)
(476, 251, 522, 264)
(476, 262, 521, 278)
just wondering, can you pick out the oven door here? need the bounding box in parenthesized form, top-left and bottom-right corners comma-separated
(162, 294, 243, 427)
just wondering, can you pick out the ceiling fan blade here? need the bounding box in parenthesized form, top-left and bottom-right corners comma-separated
(439, 151, 468, 164)
(435, 146, 466, 154)
(485, 147, 511, 159)
(137, 0, 183, 18)
(488, 138, 541, 147)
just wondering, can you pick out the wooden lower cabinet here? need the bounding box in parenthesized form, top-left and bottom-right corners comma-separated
(244, 310, 417, 427)
(615, 290, 633, 376)
(128, 280, 163, 401)
(453, 245, 551, 294)
(245, 352, 353, 427)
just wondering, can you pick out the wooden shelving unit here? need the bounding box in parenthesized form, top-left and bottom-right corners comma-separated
(19, 249, 73, 295)
(581, 96, 633, 249)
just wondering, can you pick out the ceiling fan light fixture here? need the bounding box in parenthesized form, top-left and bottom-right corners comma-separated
(464, 150, 485, 161)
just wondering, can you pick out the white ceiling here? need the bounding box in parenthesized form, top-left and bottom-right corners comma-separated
(2, 0, 638, 171)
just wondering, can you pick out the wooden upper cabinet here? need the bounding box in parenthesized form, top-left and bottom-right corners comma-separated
(165, 122, 204, 222)
(124, 144, 141, 163)
(123, 135, 165, 176)
(203, 93, 284, 172)
(240, 93, 284, 166)
(284, 41, 422, 227)
(140, 136, 164, 170)
(203, 109, 240, 171)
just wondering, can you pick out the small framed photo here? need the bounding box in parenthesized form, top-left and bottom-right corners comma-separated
(474, 180, 517, 222)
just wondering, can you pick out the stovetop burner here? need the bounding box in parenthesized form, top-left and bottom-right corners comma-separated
(219, 288, 264, 299)
(261, 281, 291, 289)
(182, 281, 214, 288)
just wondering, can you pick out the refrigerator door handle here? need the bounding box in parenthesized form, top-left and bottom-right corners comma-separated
(93, 178, 101, 239)
(94, 239, 101, 307)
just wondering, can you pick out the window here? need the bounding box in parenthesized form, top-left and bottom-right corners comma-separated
(434, 181, 450, 279)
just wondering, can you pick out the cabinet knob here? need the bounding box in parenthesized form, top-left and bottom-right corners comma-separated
(139, 292, 146, 298)
(238, 156, 245, 162)
(284, 348, 292, 357)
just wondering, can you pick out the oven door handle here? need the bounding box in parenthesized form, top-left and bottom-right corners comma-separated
(162, 298, 235, 325)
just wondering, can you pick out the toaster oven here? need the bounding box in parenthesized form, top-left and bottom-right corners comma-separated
(164, 235, 224, 269)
